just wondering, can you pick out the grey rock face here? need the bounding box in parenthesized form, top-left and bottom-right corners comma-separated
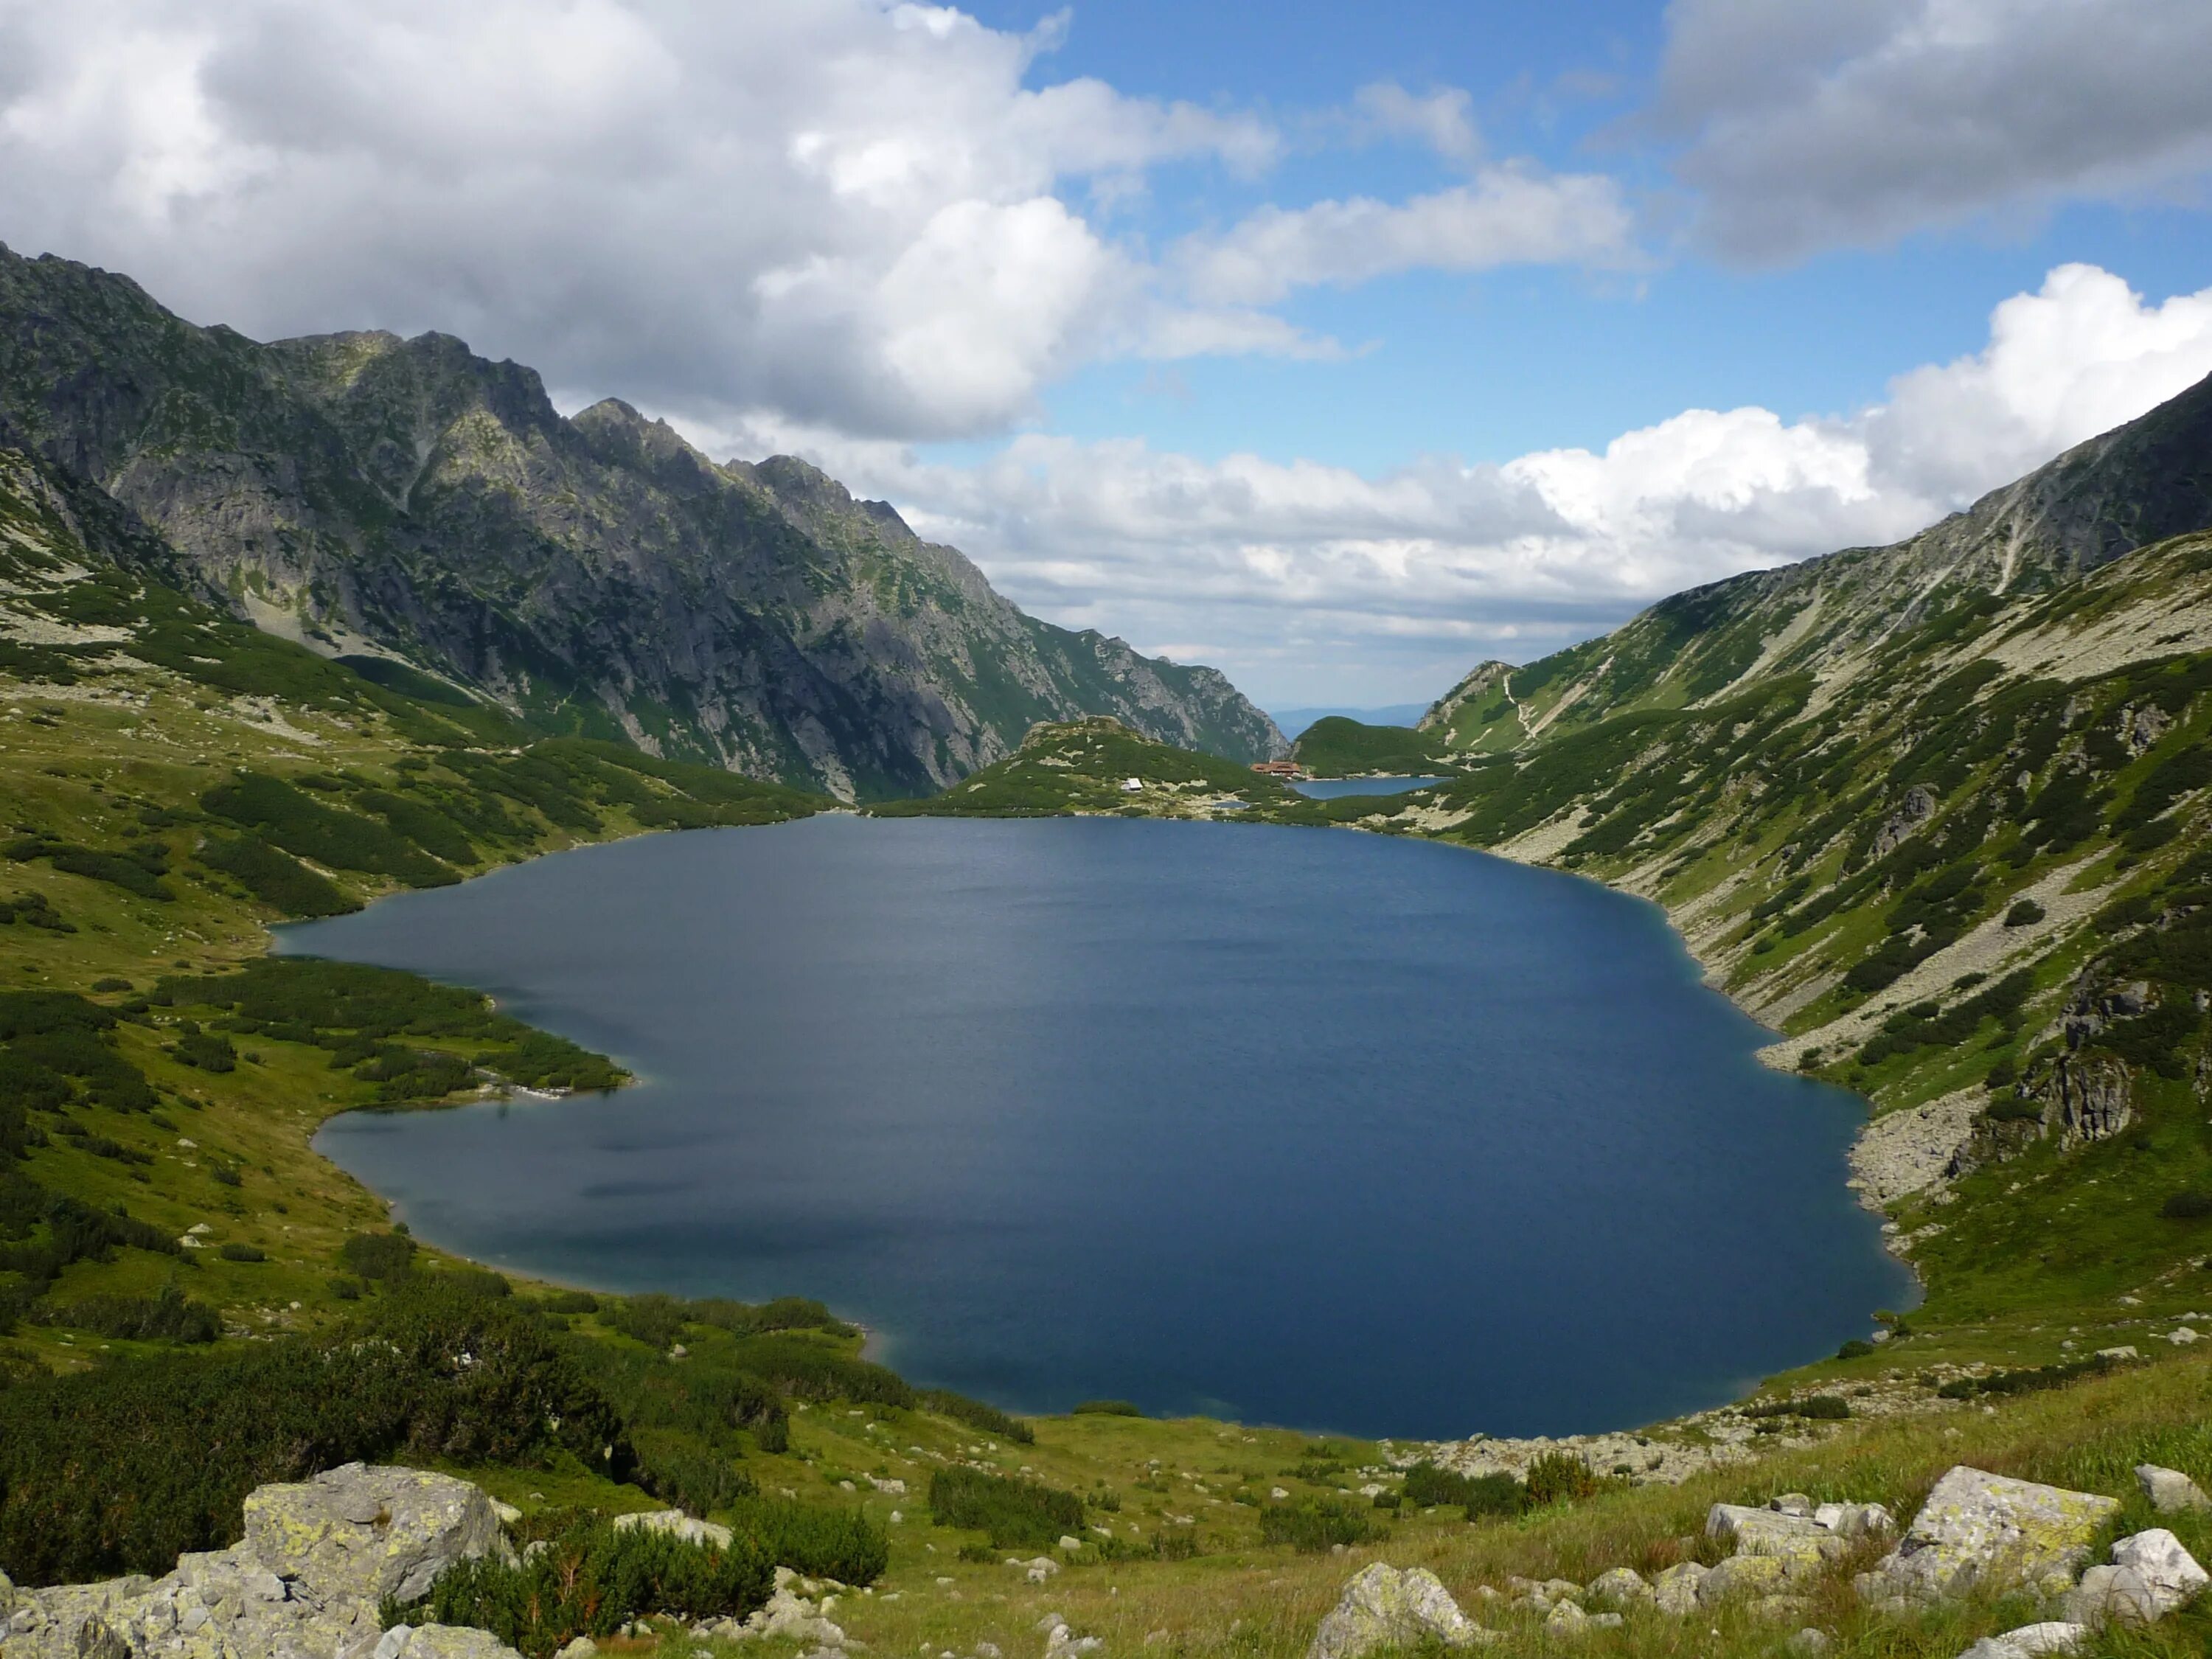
(1582, 1568, 1652, 1608)
(1649, 1562, 1708, 1615)
(1855, 1467, 2118, 1604)
(1958, 1622, 2088, 1659)
(1306, 1564, 1495, 1659)
(2108, 1528, 2209, 1616)
(0, 247, 1286, 800)
(7, 1465, 521, 1659)
(2135, 1465, 2212, 1514)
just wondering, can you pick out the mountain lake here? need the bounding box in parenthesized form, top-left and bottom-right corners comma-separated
(295, 813, 1911, 1439)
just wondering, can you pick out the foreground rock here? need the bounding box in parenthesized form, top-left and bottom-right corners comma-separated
(2135, 1464, 2212, 1514)
(2065, 1529, 2210, 1627)
(2, 1465, 520, 1659)
(1307, 1564, 1495, 1659)
(1857, 1467, 2118, 1603)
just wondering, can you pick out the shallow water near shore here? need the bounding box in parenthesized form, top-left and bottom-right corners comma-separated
(296, 814, 1910, 1440)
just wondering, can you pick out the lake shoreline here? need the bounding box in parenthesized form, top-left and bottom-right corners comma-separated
(281, 814, 1902, 1451)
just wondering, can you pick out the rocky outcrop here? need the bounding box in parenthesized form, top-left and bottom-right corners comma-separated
(1873, 787, 1939, 859)
(1856, 1467, 2118, 1604)
(0, 246, 1285, 800)
(1306, 1564, 1493, 1659)
(1, 1465, 519, 1659)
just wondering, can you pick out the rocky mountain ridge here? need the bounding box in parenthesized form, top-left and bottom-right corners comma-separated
(0, 246, 1283, 799)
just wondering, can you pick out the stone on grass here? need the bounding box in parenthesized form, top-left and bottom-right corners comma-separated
(246, 1463, 515, 1605)
(2135, 1466, 2211, 1515)
(2062, 1565, 2157, 1628)
(1584, 1568, 1651, 1608)
(555, 1640, 599, 1659)
(1650, 1562, 1708, 1615)
(1854, 1467, 2118, 1603)
(1958, 1622, 2089, 1659)
(1306, 1564, 1496, 1659)
(1697, 1554, 1790, 1604)
(1786, 1630, 1832, 1658)
(2110, 1528, 2209, 1615)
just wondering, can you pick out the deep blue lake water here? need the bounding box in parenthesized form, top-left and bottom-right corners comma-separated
(1292, 776, 1449, 799)
(293, 815, 1909, 1440)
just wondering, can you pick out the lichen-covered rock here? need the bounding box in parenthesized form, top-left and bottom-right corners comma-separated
(5, 1467, 524, 1659)
(1584, 1568, 1651, 1609)
(1307, 1564, 1495, 1659)
(378, 1626, 529, 1659)
(245, 1463, 515, 1605)
(1651, 1562, 1708, 1615)
(1707, 1505, 1848, 1569)
(2135, 1466, 2212, 1515)
(1856, 1467, 2118, 1602)
(1698, 1554, 1791, 1604)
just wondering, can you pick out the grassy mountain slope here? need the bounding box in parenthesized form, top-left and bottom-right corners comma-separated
(22, 352, 2212, 1659)
(1423, 372, 2212, 754)
(0, 246, 1284, 800)
(1358, 373, 2212, 1354)
(1289, 714, 1459, 777)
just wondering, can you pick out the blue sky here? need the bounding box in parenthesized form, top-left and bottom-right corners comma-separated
(4, 0, 2212, 708)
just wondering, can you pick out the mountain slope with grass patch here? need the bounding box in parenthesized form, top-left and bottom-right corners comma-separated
(0, 245, 1284, 800)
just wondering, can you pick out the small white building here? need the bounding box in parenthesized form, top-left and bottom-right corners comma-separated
(1120, 777, 1144, 793)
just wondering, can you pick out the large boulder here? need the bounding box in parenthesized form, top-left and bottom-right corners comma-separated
(4, 1466, 523, 1659)
(1855, 1467, 2118, 1603)
(1650, 1562, 1707, 1615)
(1307, 1564, 1495, 1659)
(1698, 1555, 1791, 1604)
(1706, 1506, 1848, 1571)
(245, 1464, 515, 1606)
(2135, 1466, 2211, 1515)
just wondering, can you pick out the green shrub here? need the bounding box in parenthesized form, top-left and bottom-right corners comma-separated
(1257, 1498, 1385, 1553)
(402, 1515, 771, 1659)
(606, 1294, 689, 1352)
(195, 834, 357, 918)
(218, 1242, 265, 1263)
(919, 1388, 1034, 1444)
(540, 1290, 599, 1315)
(1836, 1338, 1876, 1360)
(338, 1230, 417, 1281)
(723, 1495, 886, 1584)
(928, 1467, 1083, 1548)
(1795, 1394, 1851, 1419)
(720, 1335, 911, 1409)
(0, 1280, 628, 1583)
(2163, 1191, 2212, 1220)
(32, 1284, 219, 1343)
(1071, 1399, 1141, 1416)
(174, 1030, 237, 1072)
(1523, 1452, 1599, 1506)
(201, 773, 453, 886)
(2005, 899, 2048, 928)
(1399, 1462, 1523, 1516)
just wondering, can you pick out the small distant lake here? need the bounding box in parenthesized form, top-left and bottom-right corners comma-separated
(1292, 776, 1450, 799)
(293, 815, 1909, 1440)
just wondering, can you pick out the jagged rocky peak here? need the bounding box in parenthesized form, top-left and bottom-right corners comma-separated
(0, 242, 1286, 797)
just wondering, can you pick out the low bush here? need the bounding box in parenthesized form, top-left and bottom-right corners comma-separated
(1523, 1451, 1600, 1506)
(217, 1242, 265, 1263)
(402, 1514, 771, 1659)
(2004, 899, 2048, 928)
(340, 1230, 417, 1281)
(2163, 1190, 2212, 1220)
(1835, 1338, 1876, 1360)
(723, 1495, 886, 1585)
(195, 834, 356, 919)
(606, 1294, 688, 1352)
(1071, 1399, 1141, 1416)
(0, 1279, 629, 1583)
(1257, 1498, 1385, 1554)
(720, 1335, 911, 1409)
(32, 1284, 219, 1343)
(1399, 1461, 1523, 1516)
(919, 1388, 1034, 1445)
(928, 1467, 1083, 1548)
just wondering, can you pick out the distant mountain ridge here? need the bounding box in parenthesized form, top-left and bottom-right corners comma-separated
(1423, 372, 2212, 754)
(0, 246, 1284, 799)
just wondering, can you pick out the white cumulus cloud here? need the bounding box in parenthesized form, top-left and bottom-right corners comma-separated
(1651, 0, 2212, 261)
(712, 265, 2212, 706)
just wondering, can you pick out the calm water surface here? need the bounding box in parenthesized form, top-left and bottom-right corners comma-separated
(1292, 776, 1449, 799)
(294, 815, 1909, 1439)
